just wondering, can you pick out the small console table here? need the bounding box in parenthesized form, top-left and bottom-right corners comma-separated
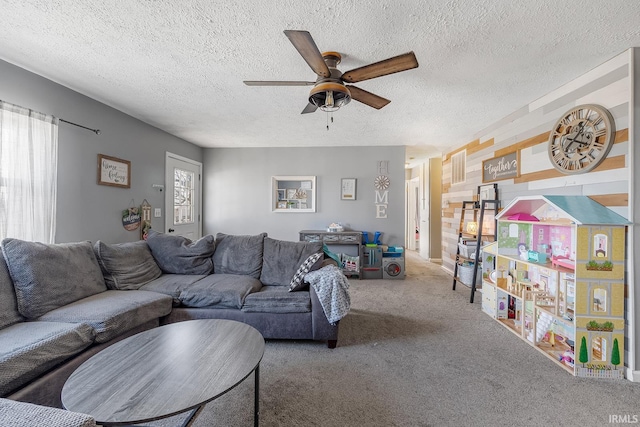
(299, 230, 363, 279)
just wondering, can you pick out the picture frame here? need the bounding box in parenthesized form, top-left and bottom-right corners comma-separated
(98, 154, 131, 188)
(271, 175, 316, 213)
(296, 189, 307, 200)
(477, 183, 498, 203)
(341, 178, 357, 200)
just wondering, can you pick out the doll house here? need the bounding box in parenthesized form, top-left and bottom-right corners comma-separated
(481, 195, 628, 378)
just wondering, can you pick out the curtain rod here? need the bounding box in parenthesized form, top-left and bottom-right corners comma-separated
(59, 118, 101, 135)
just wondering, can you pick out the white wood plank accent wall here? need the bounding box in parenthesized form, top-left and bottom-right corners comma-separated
(441, 49, 637, 379)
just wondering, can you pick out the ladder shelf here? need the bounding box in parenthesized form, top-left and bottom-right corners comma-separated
(452, 199, 500, 303)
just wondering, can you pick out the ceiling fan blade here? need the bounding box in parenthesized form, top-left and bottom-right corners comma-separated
(341, 52, 418, 83)
(283, 30, 331, 78)
(301, 103, 318, 114)
(243, 81, 315, 86)
(346, 86, 391, 110)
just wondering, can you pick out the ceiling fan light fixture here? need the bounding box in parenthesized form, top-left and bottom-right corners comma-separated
(309, 82, 351, 112)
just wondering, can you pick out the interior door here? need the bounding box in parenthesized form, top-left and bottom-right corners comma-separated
(406, 177, 419, 251)
(165, 152, 202, 239)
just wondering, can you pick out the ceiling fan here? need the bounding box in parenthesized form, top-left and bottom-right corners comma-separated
(243, 30, 419, 114)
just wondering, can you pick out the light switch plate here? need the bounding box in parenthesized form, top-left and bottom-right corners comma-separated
(154, 208, 162, 218)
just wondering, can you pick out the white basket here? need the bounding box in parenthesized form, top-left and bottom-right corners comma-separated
(459, 264, 479, 286)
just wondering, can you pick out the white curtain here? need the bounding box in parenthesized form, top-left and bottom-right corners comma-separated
(0, 100, 58, 243)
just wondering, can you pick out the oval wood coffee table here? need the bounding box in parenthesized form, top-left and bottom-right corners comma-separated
(61, 319, 265, 426)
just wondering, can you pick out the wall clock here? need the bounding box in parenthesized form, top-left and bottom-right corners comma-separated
(374, 175, 390, 190)
(548, 104, 615, 174)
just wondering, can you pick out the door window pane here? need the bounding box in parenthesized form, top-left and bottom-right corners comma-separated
(173, 168, 194, 225)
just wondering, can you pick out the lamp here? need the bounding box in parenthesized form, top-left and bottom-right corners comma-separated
(309, 82, 351, 112)
(466, 221, 478, 234)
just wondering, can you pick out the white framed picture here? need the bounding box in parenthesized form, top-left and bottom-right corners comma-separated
(341, 178, 356, 200)
(477, 183, 498, 203)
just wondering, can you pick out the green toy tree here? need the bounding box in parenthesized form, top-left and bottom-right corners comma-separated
(579, 336, 588, 367)
(611, 338, 620, 370)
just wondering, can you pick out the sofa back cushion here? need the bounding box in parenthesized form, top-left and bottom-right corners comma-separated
(1, 239, 107, 319)
(146, 230, 216, 274)
(260, 237, 322, 286)
(213, 232, 266, 279)
(94, 240, 162, 290)
(0, 254, 23, 329)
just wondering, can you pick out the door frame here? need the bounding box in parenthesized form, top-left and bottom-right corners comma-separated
(165, 152, 203, 238)
(406, 177, 420, 251)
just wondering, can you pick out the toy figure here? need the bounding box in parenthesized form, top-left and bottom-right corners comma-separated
(518, 243, 528, 260)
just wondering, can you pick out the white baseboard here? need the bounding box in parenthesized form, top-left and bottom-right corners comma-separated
(440, 265, 453, 275)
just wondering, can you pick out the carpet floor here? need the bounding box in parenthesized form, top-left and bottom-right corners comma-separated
(148, 250, 640, 427)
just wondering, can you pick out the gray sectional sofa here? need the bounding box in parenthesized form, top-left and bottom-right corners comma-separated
(0, 230, 340, 411)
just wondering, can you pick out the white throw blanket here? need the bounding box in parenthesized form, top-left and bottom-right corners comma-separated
(305, 264, 351, 325)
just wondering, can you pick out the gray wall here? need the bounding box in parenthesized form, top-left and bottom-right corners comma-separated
(203, 146, 406, 246)
(0, 59, 202, 243)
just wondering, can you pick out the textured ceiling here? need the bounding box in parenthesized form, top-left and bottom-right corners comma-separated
(2, 1, 640, 162)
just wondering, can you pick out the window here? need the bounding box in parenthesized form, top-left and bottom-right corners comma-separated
(451, 150, 466, 185)
(593, 288, 607, 313)
(0, 101, 58, 243)
(173, 168, 195, 225)
(593, 234, 607, 258)
(592, 337, 606, 361)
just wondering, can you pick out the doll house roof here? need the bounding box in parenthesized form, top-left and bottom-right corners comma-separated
(495, 195, 630, 225)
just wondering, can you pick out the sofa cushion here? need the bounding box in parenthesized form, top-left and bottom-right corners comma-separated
(213, 233, 266, 279)
(1, 239, 107, 319)
(0, 255, 23, 329)
(0, 321, 95, 396)
(242, 286, 311, 313)
(0, 398, 97, 427)
(93, 240, 162, 290)
(37, 290, 172, 343)
(289, 252, 324, 292)
(178, 274, 262, 309)
(146, 230, 215, 275)
(139, 274, 208, 304)
(260, 237, 323, 286)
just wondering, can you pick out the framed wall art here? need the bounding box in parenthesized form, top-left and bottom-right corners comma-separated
(341, 178, 357, 200)
(477, 183, 498, 203)
(271, 175, 316, 212)
(98, 154, 131, 188)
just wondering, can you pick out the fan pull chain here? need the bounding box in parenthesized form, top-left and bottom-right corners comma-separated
(326, 112, 335, 131)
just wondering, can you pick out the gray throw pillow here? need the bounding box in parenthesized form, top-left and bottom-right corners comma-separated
(1, 239, 107, 319)
(260, 237, 322, 286)
(0, 254, 23, 328)
(146, 230, 215, 275)
(93, 240, 162, 290)
(213, 232, 267, 279)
